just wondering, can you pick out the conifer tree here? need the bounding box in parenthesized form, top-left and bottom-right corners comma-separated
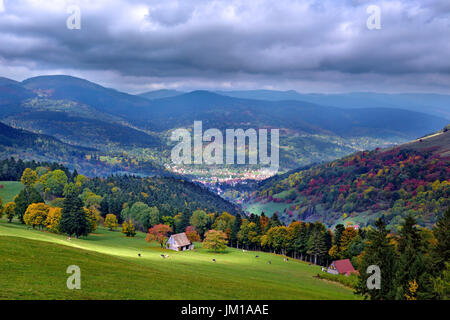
(356, 218, 396, 299)
(59, 185, 89, 238)
(231, 213, 242, 248)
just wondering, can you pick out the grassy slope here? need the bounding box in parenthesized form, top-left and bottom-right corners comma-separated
(0, 221, 358, 300)
(0, 181, 23, 203)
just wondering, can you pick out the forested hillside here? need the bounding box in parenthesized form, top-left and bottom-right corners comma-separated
(242, 128, 450, 230)
(0, 75, 448, 176)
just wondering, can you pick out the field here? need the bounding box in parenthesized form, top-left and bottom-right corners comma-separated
(0, 220, 359, 300)
(0, 181, 24, 203)
(244, 201, 292, 217)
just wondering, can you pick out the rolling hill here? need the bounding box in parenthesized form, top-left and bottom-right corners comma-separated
(239, 127, 450, 230)
(0, 122, 94, 160)
(0, 223, 357, 300)
(0, 75, 448, 174)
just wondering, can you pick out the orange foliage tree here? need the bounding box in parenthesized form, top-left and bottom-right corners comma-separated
(146, 224, 172, 247)
(185, 225, 201, 242)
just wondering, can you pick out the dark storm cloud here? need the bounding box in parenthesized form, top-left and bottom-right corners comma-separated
(0, 0, 449, 93)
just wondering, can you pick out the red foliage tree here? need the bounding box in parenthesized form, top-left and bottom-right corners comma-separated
(185, 225, 201, 242)
(146, 224, 172, 248)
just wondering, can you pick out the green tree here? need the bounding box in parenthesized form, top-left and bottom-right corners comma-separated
(14, 187, 44, 223)
(121, 202, 152, 231)
(40, 169, 68, 197)
(230, 213, 242, 248)
(356, 218, 396, 300)
(394, 215, 432, 300)
(190, 209, 210, 238)
(149, 206, 161, 227)
(433, 207, 450, 271)
(59, 189, 89, 238)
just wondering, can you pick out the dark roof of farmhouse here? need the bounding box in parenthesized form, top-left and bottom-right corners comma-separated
(171, 233, 191, 246)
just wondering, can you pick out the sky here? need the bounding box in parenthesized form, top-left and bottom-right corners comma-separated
(0, 0, 450, 94)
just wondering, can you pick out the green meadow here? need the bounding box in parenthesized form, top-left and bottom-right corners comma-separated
(0, 181, 23, 203)
(0, 220, 359, 300)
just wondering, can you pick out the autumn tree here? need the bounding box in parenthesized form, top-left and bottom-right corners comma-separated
(185, 225, 201, 242)
(45, 207, 62, 233)
(21, 168, 38, 187)
(203, 230, 228, 252)
(24, 203, 50, 230)
(146, 224, 172, 247)
(122, 219, 136, 237)
(3, 202, 16, 223)
(14, 186, 44, 223)
(339, 227, 358, 259)
(212, 212, 235, 239)
(104, 214, 119, 231)
(84, 206, 100, 233)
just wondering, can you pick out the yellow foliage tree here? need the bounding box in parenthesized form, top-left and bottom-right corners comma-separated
(122, 219, 136, 237)
(104, 213, 119, 231)
(21, 168, 38, 187)
(24, 203, 50, 230)
(84, 207, 100, 233)
(45, 207, 62, 233)
(328, 244, 340, 260)
(405, 279, 418, 300)
(3, 202, 16, 223)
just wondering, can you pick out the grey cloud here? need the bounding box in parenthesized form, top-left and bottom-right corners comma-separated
(0, 0, 449, 93)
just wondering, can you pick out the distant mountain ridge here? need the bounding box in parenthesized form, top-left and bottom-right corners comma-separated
(139, 89, 184, 100)
(217, 90, 450, 120)
(0, 74, 448, 174)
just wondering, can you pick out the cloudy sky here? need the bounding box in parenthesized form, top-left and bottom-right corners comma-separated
(0, 0, 449, 93)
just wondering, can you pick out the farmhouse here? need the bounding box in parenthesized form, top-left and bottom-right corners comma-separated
(166, 232, 194, 251)
(327, 259, 358, 276)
